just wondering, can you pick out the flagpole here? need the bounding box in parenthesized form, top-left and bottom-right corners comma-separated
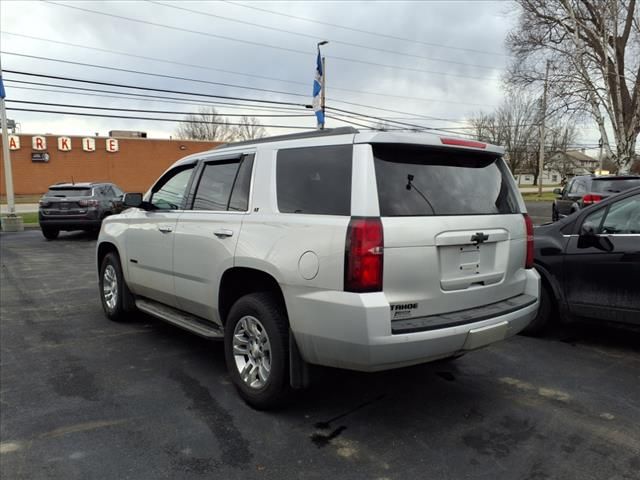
(321, 55, 326, 131)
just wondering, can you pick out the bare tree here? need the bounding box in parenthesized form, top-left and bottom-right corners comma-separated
(232, 116, 266, 141)
(175, 107, 236, 142)
(176, 108, 267, 142)
(470, 93, 539, 175)
(507, 0, 640, 169)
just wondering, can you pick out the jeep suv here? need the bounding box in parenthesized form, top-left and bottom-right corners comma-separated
(39, 182, 124, 239)
(96, 128, 540, 408)
(552, 175, 640, 221)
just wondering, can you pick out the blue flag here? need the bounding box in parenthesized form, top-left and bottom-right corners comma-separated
(312, 51, 324, 128)
(0, 74, 6, 99)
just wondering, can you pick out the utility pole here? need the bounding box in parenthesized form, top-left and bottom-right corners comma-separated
(1, 62, 21, 233)
(538, 59, 550, 197)
(598, 137, 604, 172)
(321, 55, 326, 130)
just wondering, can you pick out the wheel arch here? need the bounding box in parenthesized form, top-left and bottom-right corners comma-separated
(533, 262, 566, 316)
(218, 267, 288, 326)
(97, 241, 120, 272)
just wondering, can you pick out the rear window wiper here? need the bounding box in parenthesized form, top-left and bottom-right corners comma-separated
(406, 174, 436, 214)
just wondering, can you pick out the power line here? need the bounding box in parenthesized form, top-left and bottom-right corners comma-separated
(221, 0, 508, 58)
(1, 31, 498, 107)
(6, 107, 314, 129)
(2, 51, 310, 100)
(148, 0, 499, 71)
(43, 1, 497, 81)
(3, 69, 308, 107)
(4, 82, 307, 114)
(3, 79, 307, 113)
(6, 99, 315, 118)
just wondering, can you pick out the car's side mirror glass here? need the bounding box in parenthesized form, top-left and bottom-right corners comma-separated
(123, 192, 143, 207)
(553, 188, 562, 195)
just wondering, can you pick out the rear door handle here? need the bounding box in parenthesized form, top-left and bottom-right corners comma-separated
(214, 229, 234, 238)
(158, 225, 173, 233)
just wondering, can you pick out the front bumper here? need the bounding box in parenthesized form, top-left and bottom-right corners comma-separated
(287, 269, 540, 372)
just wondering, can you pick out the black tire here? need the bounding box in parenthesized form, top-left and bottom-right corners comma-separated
(99, 251, 135, 322)
(41, 228, 59, 240)
(522, 282, 553, 336)
(224, 293, 290, 409)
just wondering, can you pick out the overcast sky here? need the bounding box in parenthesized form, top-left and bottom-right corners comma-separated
(0, 0, 602, 152)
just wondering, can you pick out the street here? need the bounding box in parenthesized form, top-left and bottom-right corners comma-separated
(1, 230, 639, 479)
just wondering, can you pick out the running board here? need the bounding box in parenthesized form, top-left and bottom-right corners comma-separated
(135, 297, 224, 339)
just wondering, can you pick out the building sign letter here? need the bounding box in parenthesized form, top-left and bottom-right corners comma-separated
(82, 137, 96, 152)
(8, 135, 20, 150)
(57, 136, 72, 151)
(32, 136, 47, 151)
(106, 138, 119, 153)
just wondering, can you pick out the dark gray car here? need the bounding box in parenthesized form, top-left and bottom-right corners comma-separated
(39, 182, 124, 239)
(552, 175, 640, 221)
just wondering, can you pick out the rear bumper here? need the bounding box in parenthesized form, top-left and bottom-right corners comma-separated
(287, 269, 540, 371)
(39, 212, 102, 231)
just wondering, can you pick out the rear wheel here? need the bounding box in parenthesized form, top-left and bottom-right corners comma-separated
(99, 251, 134, 322)
(224, 293, 290, 409)
(522, 283, 553, 336)
(41, 227, 59, 240)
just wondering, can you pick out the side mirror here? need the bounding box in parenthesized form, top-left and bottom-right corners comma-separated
(123, 192, 143, 208)
(553, 188, 562, 195)
(578, 221, 613, 252)
(580, 221, 596, 236)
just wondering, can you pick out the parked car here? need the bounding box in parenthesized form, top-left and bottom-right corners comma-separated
(96, 127, 540, 408)
(552, 174, 640, 221)
(525, 186, 640, 335)
(39, 182, 124, 240)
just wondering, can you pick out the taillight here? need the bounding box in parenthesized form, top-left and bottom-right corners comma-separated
(440, 137, 487, 149)
(582, 194, 603, 205)
(523, 214, 534, 269)
(79, 199, 99, 207)
(345, 217, 384, 292)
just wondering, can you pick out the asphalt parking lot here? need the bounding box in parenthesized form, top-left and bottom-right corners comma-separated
(1, 230, 639, 480)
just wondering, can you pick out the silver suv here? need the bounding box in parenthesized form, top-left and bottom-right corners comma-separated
(97, 127, 539, 408)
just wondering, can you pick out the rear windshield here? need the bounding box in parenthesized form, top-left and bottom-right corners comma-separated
(591, 178, 640, 193)
(45, 188, 92, 197)
(373, 144, 520, 216)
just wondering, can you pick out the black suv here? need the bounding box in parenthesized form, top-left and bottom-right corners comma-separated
(39, 182, 124, 240)
(552, 174, 640, 221)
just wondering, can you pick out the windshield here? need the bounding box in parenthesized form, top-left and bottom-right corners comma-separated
(373, 144, 521, 216)
(45, 188, 92, 197)
(591, 178, 640, 193)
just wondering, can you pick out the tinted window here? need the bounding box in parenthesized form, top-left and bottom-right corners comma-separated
(229, 155, 254, 212)
(277, 145, 352, 215)
(601, 195, 640, 234)
(373, 144, 520, 216)
(151, 166, 195, 210)
(193, 160, 241, 211)
(592, 178, 640, 193)
(45, 188, 92, 197)
(112, 185, 123, 197)
(575, 180, 589, 194)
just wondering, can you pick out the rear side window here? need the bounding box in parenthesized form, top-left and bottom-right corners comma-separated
(592, 178, 640, 193)
(192, 155, 253, 211)
(373, 144, 520, 216)
(45, 188, 92, 197)
(277, 145, 352, 215)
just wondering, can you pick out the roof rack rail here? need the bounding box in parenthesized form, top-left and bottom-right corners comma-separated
(216, 127, 359, 149)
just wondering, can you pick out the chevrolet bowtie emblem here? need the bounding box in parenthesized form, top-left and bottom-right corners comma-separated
(471, 232, 489, 244)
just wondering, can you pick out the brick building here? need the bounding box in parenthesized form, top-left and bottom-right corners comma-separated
(0, 134, 221, 196)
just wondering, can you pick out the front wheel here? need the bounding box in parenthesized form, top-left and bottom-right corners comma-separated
(522, 283, 553, 336)
(224, 293, 290, 409)
(41, 227, 59, 240)
(99, 252, 134, 322)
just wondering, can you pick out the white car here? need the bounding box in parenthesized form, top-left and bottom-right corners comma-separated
(97, 127, 539, 408)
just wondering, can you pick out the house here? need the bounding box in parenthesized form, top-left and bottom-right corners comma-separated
(513, 149, 599, 186)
